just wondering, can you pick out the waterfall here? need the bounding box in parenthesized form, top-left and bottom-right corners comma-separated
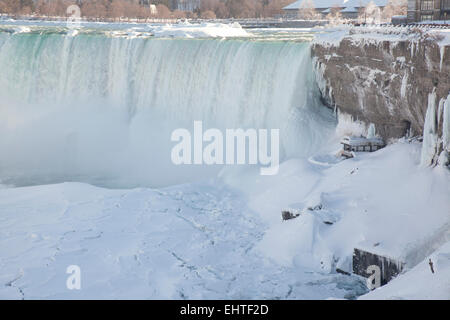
(0, 30, 335, 188)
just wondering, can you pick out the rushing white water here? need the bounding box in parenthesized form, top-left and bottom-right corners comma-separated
(0, 29, 335, 188)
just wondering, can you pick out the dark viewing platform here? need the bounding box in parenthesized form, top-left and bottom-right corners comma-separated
(340, 136, 386, 158)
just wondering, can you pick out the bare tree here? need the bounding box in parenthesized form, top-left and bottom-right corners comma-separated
(81, 0, 108, 19)
(381, 0, 407, 21)
(18, 0, 34, 15)
(0, 0, 22, 14)
(326, 4, 342, 24)
(172, 9, 187, 18)
(2, 0, 306, 21)
(35, 0, 49, 16)
(200, 9, 216, 18)
(20, 5, 32, 15)
(298, 0, 320, 20)
(200, 0, 229, 18)
(44, 0, 77, 17)
(109, 0, 126, 18)
(125, 0, 142, 19)
(359, 1, 381, 24)
(156, 4, 171, 18)
(261, 0, 291, 17)
(226, 0, 264, 18)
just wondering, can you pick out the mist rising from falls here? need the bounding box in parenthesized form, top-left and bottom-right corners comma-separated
(0, 32, 335, 188)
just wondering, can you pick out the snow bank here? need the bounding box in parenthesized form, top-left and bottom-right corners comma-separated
(360, 241, 450, 300)
(223, 141, 450, 278)
(149, 22, 251, 38)
(0, 21, 251, 39)
(435, 29, 450, 47)
(312, 27, 350, 47)
(313, 25, 450, 48)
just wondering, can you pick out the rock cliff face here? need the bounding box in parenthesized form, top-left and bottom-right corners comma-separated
(311, 32, 450, 141)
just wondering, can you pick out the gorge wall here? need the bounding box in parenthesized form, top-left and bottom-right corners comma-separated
(311, 29, 450, 147)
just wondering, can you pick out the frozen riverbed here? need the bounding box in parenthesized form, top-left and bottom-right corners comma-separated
(0, 181, 366, 299)
(1, 141, 449, 299)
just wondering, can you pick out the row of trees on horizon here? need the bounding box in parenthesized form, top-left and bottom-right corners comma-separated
(0, 0, 406, 20)
(0, 0, 293, 19)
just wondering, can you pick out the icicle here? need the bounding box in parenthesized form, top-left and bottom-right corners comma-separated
(401, 73, 408, 99)
(438, 93, 450, 166)
(420, 89, 438, 166)
(442, 93, 450, 150)
(367, 123, 376, 139)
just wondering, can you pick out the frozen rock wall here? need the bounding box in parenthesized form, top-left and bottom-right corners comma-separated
(311, 30, 450, 143)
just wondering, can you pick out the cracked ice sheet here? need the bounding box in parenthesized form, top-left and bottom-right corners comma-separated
(0, 181, 364, 300)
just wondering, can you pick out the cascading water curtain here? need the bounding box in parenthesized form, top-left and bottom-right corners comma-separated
(0, 31, 335, 188)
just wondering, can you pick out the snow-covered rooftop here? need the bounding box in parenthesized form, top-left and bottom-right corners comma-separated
(340, 6, 358, 13)
(342, 0, 388, 8)
(284, 0, 346, 10)
(341, 136, 385, 146)
(283, 0, 388, 10)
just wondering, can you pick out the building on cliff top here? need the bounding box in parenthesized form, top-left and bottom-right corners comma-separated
(283, 0, 388, 19)
(284, 0, 450, 22)
(407, 0, 450, 22)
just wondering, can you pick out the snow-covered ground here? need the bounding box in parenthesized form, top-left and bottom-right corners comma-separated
(312, 24, 450, 48)
(223, 139, 450, 273)
(361, 241, 450, 299)
(1, 139, 448, 299)
(0, 180, 366, 300)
